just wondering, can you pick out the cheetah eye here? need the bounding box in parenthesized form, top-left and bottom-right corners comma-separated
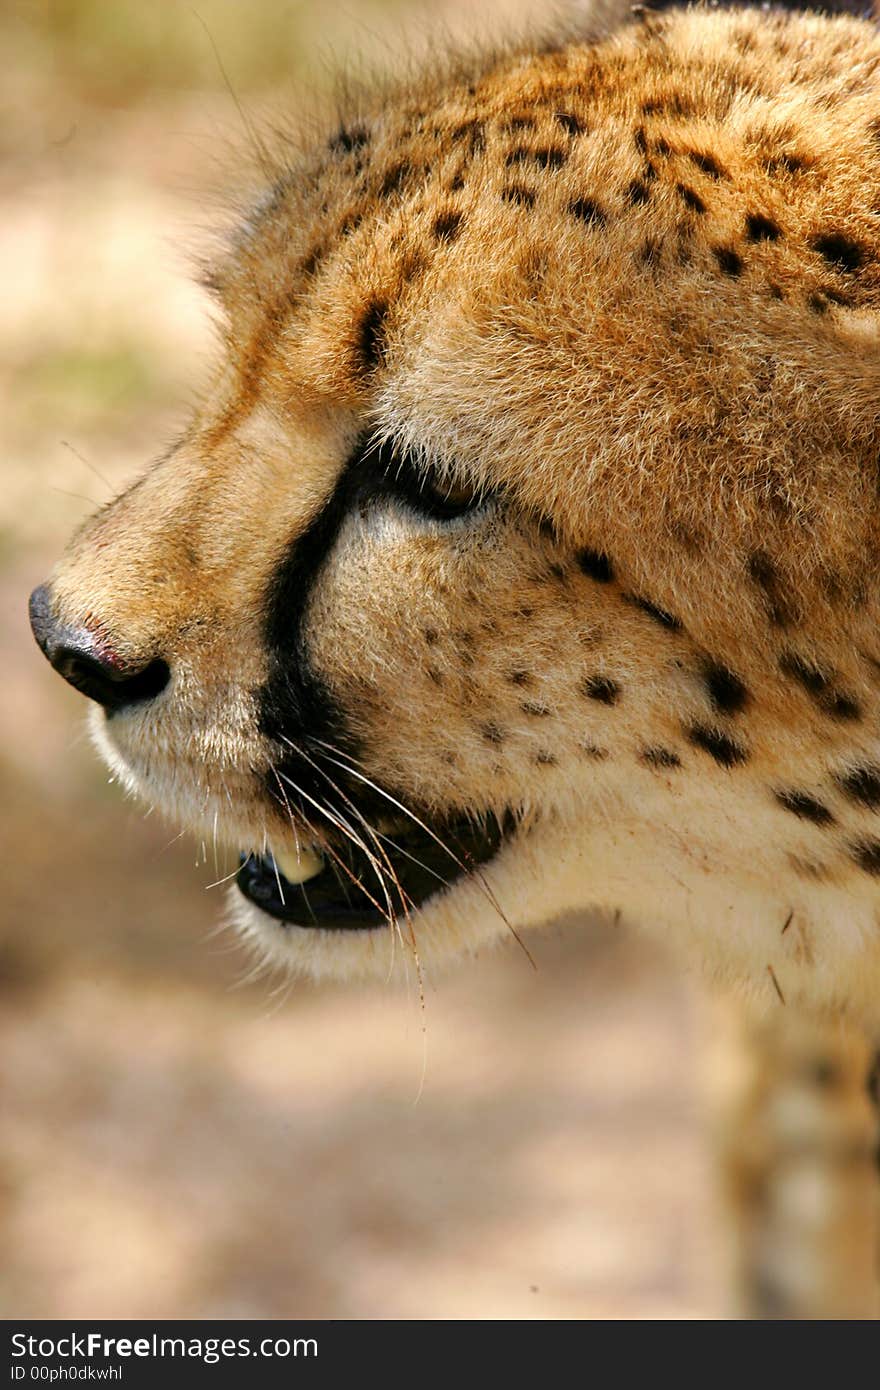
(364, 438, 488, 522)
(405, 471, 485, 520)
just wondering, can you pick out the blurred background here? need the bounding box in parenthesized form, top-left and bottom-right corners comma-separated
(2, 0, 721, 1318)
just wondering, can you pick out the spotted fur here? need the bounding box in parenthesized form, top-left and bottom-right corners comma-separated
(37, 7, 880, 1026)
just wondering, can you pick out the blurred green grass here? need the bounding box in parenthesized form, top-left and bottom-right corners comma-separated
(6, 0, 409, 103)
(25, 342, 162, 413)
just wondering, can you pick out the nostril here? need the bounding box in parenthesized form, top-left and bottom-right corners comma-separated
(53, 648, 170, 712)
(28, 583, 170, 713)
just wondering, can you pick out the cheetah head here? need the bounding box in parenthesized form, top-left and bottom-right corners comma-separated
(29, 10, 880, 1019)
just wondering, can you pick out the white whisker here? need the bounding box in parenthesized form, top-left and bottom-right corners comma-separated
(312, 744, 529, 957)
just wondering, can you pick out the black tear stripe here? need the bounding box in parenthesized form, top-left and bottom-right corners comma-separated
(257, 439, 399, 823)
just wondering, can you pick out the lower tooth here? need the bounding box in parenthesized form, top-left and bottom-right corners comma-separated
(273, 846, 325, 885)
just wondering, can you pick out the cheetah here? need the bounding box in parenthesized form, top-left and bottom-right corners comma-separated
(30, 3, 880, 1314)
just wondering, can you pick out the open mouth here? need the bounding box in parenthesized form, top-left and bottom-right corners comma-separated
(236, 812, 509, 930)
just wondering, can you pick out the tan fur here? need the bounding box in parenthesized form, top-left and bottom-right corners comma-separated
(46, 8, 880, 1014)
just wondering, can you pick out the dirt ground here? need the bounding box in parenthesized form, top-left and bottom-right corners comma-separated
(2, 0, 724, 1319)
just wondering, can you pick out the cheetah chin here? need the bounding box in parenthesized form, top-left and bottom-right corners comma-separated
(228, 808, 599, 985)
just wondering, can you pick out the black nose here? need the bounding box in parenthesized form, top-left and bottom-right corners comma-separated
(28, 584, 170, 713)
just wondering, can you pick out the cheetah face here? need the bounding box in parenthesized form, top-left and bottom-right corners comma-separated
(28, 10, 880, 1017)
(29, 391, 616, 981)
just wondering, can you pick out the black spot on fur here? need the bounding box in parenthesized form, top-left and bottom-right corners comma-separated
(628, 595, 682, 631)
(779, 652, 861, 721)
(502, 184, 536, 207)
(568, 197, 606, 226)
(780, 651, 827, 695)
(502, 115, 536, 133)
(809, 287, 850, 313)
(812, 232, 863, 273)
(634, 126, 648, 154)
(379, 160, 413, 198)
(687, 724, 748, 767)
(826, 692, 861, 721)
(338, 210, 364, 238)
(432, 209, 464, 243)
(329, 125, 369, 154)
(521, 701, 552, 717)
(837, 765, 880, 809)
(507, 670, 531, 687)
(579, 742, 608, 761)
(774, 789, 835, 826)
(534, 750, 557, 766)
(627, 179, 651, 205)
(556, 112, 584, 136)
(450, 119, 485, 152)
(642, 747, 681, 769)
(480, 722, 506, 745)
(578, 548, 614, 583)
(582, 675, 619, 705)
(641, 94, 694, 117)
(356, 299, 389, 374)
(714, 246, 743, 277)
(851, 838, 880, 875)
(423, 627, 439, 646)
(677, 184, 705, 213)
(703, 661, 748, 715)
(688, 150, 726, 179)
(748, 550, 790, 627)
(300, 245, 325, 278)
(746, 212, 781, 242)
(507, 146, 567, 170)
(766, 151, 810, 175)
